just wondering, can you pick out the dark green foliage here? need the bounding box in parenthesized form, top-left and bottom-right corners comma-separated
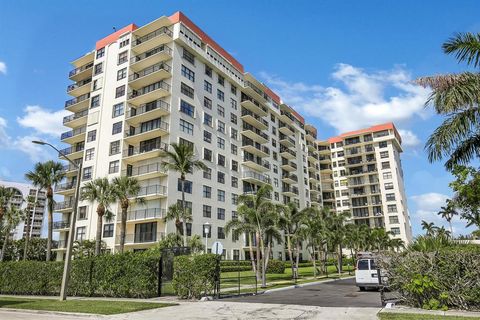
(0, 251, 160, 298)
(0, 238, 52, 261)
(172, 254, 218, 299)
(220, 260, 251, 272)
(266, 259, 285, 274)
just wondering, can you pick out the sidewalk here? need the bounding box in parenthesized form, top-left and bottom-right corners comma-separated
(380, 305, 480, 318)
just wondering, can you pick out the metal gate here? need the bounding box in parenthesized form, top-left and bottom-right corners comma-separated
(217, 260, 258, 298)
(158, 247, 190, 296)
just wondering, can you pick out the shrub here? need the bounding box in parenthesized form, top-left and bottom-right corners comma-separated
(266, 259, 285, 274)
(172, 254, 218, 299)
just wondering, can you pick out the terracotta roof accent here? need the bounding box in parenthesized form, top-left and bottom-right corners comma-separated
(263, 86, 280, 105)
(327, 123, 402, 144)
(169, 11, 244, 73)
(95, 24, 138, 50)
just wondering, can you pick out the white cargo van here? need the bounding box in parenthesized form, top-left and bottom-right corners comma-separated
(355, 254, 380, 291)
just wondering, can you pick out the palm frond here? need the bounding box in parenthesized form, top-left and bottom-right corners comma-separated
(443, 32, 480, 68)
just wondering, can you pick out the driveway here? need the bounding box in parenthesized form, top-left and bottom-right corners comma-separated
(227, 278, 382, 307)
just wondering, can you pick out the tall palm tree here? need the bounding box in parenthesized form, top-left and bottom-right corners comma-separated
(0, 186, 15, 225)
(298, 207, 325, 278)
(324, 211, 350, 274)
(438, 199, 457, 236)
(160, 143, 207, 246)
(0, 205, 24, 261)
(421, 220, 438, 237)
(23, 195, 38, 260)
(370, 228, 394, 252)
(25, 160, 65, 261)
(417, 32, 480, 170)
(111, 176, 143, 253)
(81, 178, 116, 255)
(163, 203, 192, 238)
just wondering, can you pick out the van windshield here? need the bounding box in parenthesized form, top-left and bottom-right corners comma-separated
(357, 259, 369, 270)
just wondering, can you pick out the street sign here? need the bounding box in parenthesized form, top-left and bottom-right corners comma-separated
(211, 241, 223, 255)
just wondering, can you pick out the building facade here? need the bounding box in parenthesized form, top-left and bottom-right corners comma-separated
(0, 180, 47, 240)
(55, 11, 411, 260)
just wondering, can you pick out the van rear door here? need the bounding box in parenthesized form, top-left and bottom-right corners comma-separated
(355, 259, 370, 285)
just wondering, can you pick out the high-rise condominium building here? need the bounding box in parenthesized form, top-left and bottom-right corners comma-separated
(0, 180, 47, 240)
(55, 11, 411, 260)
(319, 123, 413, 244)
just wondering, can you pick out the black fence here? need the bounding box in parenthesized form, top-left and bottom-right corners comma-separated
(158, 247, 191, 296)
(377, 268, 402, 306)
(216, 260, 258, 298)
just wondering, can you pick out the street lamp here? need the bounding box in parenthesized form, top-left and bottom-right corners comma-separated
(204, 222, 210, 253)
(32, 140, 82, 301)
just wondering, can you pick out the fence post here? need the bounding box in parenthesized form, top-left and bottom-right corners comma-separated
(215, 256, 221, 299)
(88, 258, 94, 296)
(157, 256, 163, 297)
(377, 268, 385, 306)
(237, 269, 241, 296)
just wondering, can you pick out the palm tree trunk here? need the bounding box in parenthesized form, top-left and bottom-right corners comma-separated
(248, 232, 257, 275)
(119, 203, 128, 253)
(255, 232, 261, 281)
(0, 233, 9, 262)
(286, 234, 295, 278)
(23, 207, 32, 260)
(449, 221, 454, 238)
(295, 242, 301, 273)
(46, 194, 53, 261)
(261, 240, 268, 288)
(95, 211, 103, 256)
(338, 243, 343, 275)
(312, 246, 317, 279)
(181, 178, 187, 247)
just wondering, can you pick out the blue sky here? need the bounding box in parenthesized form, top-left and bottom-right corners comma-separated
(0, 0, 479, 236)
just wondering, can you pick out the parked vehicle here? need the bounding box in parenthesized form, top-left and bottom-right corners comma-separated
(355, 252, 381, 291)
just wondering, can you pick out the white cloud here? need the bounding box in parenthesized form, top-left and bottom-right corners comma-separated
(0, 61, 6, 75)
(261, 64, 430, 145)
(0, 117, 9, 145)
(0, 167, 11, 179)
(17, 105, 69, 137)
(411, 192, 449, 212)
(398, 129, 421, 147)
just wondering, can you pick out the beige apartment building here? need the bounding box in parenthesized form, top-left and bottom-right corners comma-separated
(54, 11, 411, 260)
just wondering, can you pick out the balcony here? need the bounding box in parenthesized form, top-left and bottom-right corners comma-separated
(59, 145, 84, 160)
(128, 80, 171, 106)
(281, 159, 297, 172)
(55, 182, 75, 195)
(319, 155, 331, 163)
(69, 61, 93, 82)
(128, 62, 171, 89)
(241, 123, 268, 144)
(282, 186, 299, 197)
(53, 240, 67, 250)
(67, 78, 91, 97)
(308, 151, 319, 162)
(240, 98, 268, 117)
(243, 81, 267, 104)
(279, 123, 295, 136)
(123, 141, 168, 163)
(242, 171, 270, 185)
(241, 139, 269, 158)
(53, 221, 70, 230)
(306, 141, 316, 152)
(65, 93, 90, 112)
(280, 146, 296, 160)
(124, 120, 169, 144)
(279, 134, 295, 148)
(241, 108, 268, 130)
(118, 208, 166, 222)
(123, 162, 167, 180)
(132, 26, 173, 53)
(61, 126, 86, 144)
(117, 231, 165, 246)
(130, 44, 173, 71)
(279, 110, 295, 125)
(54, 200, 74, 212)
(63, 109, 88, 128)
(126, 99, 170, 125)
(135, 184, 168, 200)
(242, 154, 270, 173)
(282, 173, 298, 184)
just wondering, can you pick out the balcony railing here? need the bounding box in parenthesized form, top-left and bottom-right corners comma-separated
(282, 186, 299, 195)
(280, 134, 295, 146)
(61, 126, 86, 140)
(243, 154, 270, 169)
(53, 221, 70, 229)
(128, 80, 171, 99)
(124, 162, 166, 177)
(65, 93, 90, 109)
(63, 109, 88, 124)
(67, 78, 92, 92)
(281, 159, 298, 169)
(54, 200, 74, 211)
(59, 145, 84, 157)
(128, 62, 171, 82)
(55, 182, 75, 192)
(125, 120, 169, 138)
(54, 240, 67, 249)
(127, 99, 170, 118)
(123, 208, 166, 221)
(242, 171, 270, 184)
(117, 232, 165, 244)
(282, 173, 298, 182)
(69, 62, 93, 78)
(136, 185, 168, 197)
(130, 44, 173, 64)
(242, 139, 270, 155)
(280, 146, 295, 157)
(123, 141, 168, 157)
(242, 123, 269, 141)
(241, 108, 268, 127)
(132, 27, 173, 47)
(240, 95, 268, 114)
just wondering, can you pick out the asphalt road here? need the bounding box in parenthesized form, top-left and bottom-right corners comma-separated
(227, 278, 382, 307)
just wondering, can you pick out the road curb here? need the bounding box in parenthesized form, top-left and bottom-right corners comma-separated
(0, 307, 97, 318)
(379, 306, 480, 318)
(263, 276, 355, 294)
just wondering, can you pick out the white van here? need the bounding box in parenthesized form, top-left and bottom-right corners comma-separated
(355, 257, 380, 291)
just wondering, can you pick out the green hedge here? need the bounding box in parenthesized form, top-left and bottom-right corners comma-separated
(266, 259, 285, 274)
(172, 254, 218, 299)
(0, 251, 160, 298)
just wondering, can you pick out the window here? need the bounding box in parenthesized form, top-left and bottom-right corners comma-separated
(231, 176, 238, 188)
(390, 227, 401, 235)
(204, 113, 213, 127)
(231, 160, 238, 172)
(231, 144, 238, 155)
(85, 148, 94, 161)
(230, 113, 237, 124)
(217, 89, 224, 101)
(381, 161, 390, 169)
(384, 182, 394, 190)
(203, 224, 211, 238)
(117, 68, 127, 80)
(217, 120, 225, 133)
(383, 172, 393, 179)
(91, 95, 100, 108)
(217, 137, 225, 149)
(217, 154, 225, 167)
(218, 227, 225, 239)
(112, 122, 122, 135)
(233, 249, 240, 260)
(181, 65, 195, 82)
(205, 65, 212, 77)
(273, 165, 278, 174)
(217, 208, 225, 220)
(231, 128, 238, 140)
(94, 63, 103, 75)
(103, 224, 114, 237)
(112, 103, 124, 118)
(204, 130, 212, 143)
(232, 194, 239, 205)
(217, 171, 225, 184)
(387, 204, 397, 213)
(203, 185, 212, 198)
(203, 205, 212, 218)
(182, 48, 195, 65)
(204, 97, 212, 109)
(230, 98, 237, 110)
(109, 160, 119, 174)
(379, 141, 387, 148)
(389, 216, 399, 224)
(179, 119, 194, 135)
(119, 38, 129, 48)
(203, 168, 212, 179)
(203, 148, 212, 161)
(218, 190, 225, 202)
(78, 206, 87, 220)
(181, 82, 194, 99)
(180, 100, 195, 117)
(118, 51, 128, 64)
(204, 80, 212, 93)
(380, 151, 389, 159)
(92, 79, 99, 91)
(218, 74, 224, 86)
(76, 226, 86, 241)
(110, 140, 120, 155)
(115, 85, 125, 98)
(96, 47, 105, 59)
(231, 84, 237, 95)
(177, 179, 192, 194)
(217, 105, 225, 117)
(83, 166, 92, 180)
(386, 193, 396, 201)
(87, 130, 96, 142)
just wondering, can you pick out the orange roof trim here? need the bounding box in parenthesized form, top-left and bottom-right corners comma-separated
(327, 123, 402, 144)
(95, 24, 138, 50)
(169, 11, 244, 73)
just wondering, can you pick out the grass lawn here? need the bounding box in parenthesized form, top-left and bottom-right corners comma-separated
(0, 297, 175, 315)
(379, 312, 480, 320)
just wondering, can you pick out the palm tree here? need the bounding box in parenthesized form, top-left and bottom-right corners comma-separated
(421, 220, 438, 236)
(417, 32, 480, 170)
(370, 228, 394, 252)
(25, 160, 65, 261)
(111, 176, 143, 253)
(298, 207, 325, 278)
(326, 211, 350, 274)
(23, 195, 38, 260)
(438, 199, 457, 236)
(0, 186, 15, 225)
(0, 205, 24, 261)
(73, 239, 97, 259)
(161, 143, 207, 246)
(163, 203, 192, 238)
(80, 178, 116, 255)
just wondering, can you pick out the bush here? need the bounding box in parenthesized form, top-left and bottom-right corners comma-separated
(379, 245, 480, 310)
(0, 251, 160, 298)
(172, 254, 218, 299)
(266, 259, 285, 274)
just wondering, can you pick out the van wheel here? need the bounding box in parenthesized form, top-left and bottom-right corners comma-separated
(359, 287, 366, 291)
